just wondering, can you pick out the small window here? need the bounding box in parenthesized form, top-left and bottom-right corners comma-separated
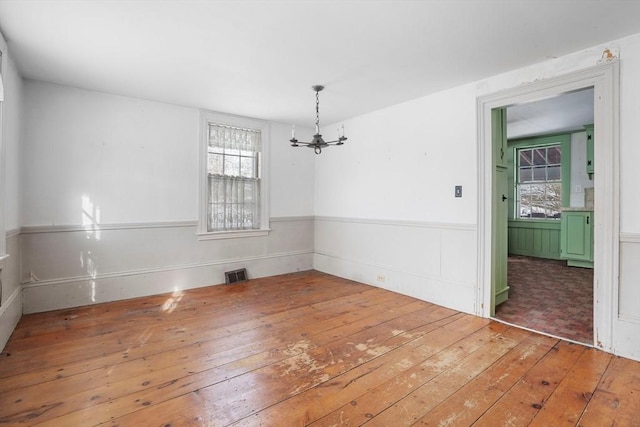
(199, 112, 270, 239)
(516, 145, 562, 219)
(207, 124, 261, 231)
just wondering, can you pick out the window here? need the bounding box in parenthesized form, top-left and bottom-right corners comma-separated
(516, 144, 562, 219)
(199, 111, 269, 238)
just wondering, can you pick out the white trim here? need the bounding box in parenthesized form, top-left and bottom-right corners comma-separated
(270, 216, 315, 223)
(196, 228, 271, 240)
(19, 216, 310, 235)
(22, 249, 313, 289)
(198, 110, 271, 237)
(620, 233, 640, 243)
(6, 227, 20, 238)
(21, 221, 197, 234)
(315, 215, 476, 231)
(0, 284, 21, 318)
(0, 36, 7, 259)
(477, 61, 620, 354)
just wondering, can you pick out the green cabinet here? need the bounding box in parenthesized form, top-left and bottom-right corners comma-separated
(585, 124, 594, 179)
(560, 210, 593, 268)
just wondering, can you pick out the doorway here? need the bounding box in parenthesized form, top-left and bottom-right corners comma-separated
(476, 62, 620, 354)
(493, 89, 595, 344)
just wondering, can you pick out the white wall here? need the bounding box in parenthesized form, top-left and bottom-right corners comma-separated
(0, 32, 23, 350)
(23, 82, 198, 225)
(313, 82, 479, 313)
(19, 81, 316, 313)
(22, 82, 315, 225)
(315, 33, 640, 360)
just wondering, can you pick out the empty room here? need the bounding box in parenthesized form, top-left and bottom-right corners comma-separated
(0, 1, 639, 425)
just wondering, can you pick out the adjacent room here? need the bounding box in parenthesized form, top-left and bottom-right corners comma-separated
(495, 88, 596, 345)
(0, 1, 639, 425)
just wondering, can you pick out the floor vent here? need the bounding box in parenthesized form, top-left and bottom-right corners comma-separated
(225, 268, 248, 284)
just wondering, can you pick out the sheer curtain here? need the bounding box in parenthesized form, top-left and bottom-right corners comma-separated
(207, 124, 261, 231)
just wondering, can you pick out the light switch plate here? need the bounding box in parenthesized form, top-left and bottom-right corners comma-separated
(455, 185, 462, 198)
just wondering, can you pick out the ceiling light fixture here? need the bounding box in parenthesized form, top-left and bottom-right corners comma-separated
(290, 85, 347, 154)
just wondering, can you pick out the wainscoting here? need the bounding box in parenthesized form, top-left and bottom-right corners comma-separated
(314, 216, 478, 314)
(0, 231, 21, 350)
(19, 217, 314, 313)
(508, 220, 561, 259)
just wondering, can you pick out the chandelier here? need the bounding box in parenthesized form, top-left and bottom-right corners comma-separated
(290, 85, 347, 154)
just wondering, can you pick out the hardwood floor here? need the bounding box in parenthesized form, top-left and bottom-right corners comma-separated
(0, 271, 638, 426)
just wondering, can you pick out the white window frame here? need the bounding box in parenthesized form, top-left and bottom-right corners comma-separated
(198, 110, 270, 240)
(515, 144, 563, 220)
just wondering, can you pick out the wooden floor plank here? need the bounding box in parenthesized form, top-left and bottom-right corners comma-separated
(6, 287, 427, 425)
(413, 333, 558, 426)
(300, 321, 506, 427)
(364, 325, 533, 426)
(472, 340, 586, 426)
(0, 270, 637, 427)
(578, 355, 640, 427)
(528, 347, 612, 426)
(0, 288, 417, 424)
(101, 303, 463, 426)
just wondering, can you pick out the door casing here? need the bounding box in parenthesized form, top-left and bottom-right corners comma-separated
(476, 62, 620, 352)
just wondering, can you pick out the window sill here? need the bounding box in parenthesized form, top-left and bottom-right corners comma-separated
(197, 228, 271, 241)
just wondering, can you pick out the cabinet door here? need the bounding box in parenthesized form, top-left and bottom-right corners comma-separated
(561, 212, 593, 261)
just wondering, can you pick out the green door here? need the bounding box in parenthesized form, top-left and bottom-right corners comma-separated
(493, 167, 509, 310)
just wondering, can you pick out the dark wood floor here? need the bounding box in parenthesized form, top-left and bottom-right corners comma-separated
(0, 271, 638, 426)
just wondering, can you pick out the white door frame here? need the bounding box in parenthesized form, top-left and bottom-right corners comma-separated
(476, 62, 620, 352)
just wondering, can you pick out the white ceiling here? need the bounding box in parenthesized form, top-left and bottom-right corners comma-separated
(0, 1, 638, 127)
(507, 87, 594, 139)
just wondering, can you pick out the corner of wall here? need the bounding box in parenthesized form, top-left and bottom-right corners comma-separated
(0, 230, 22, 351)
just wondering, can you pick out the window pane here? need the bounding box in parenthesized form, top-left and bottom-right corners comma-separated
(547, 182, 562, 203)
(520, 167, 532, 182)
(240, 156, 255, 178)
(533, 148, 546, 165)
(533, 166, 546, 181)
(244, 181, 254, 202)
(519, 150, 532, 166)
(224, 155, 240, 176)
(208, 153, 224, 175)
(547, 146, 561, 165)
(547, 165, 561, 181)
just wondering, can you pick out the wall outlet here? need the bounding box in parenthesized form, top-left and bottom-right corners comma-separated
(455, 185, 462, 198)
(376, 275, 386, 283)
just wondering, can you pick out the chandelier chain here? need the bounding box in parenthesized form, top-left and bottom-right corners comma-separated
(315, 89, 320, 131)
